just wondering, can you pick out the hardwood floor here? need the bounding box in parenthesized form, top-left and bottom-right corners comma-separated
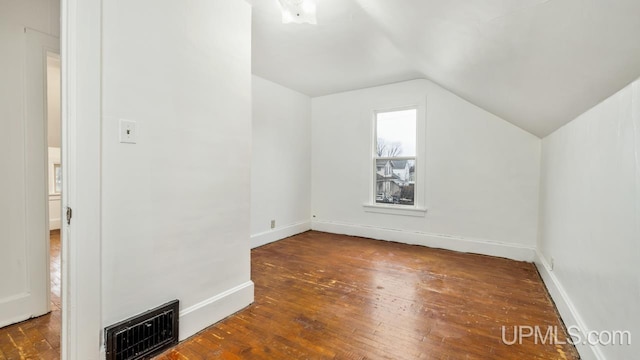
(0, 230, 578, 359)
(0, 231, 61, 360)
(156, 231, 579, 360)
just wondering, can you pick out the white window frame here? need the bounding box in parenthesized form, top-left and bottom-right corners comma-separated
(363, 103, 427, 217)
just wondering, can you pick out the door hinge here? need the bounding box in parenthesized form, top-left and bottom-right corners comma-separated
(66, 206, 73, 225)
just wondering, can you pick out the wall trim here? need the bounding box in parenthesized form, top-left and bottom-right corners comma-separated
(251, 221, 311, 249)
(362, 203, 427, 217)
(179, 281, 254, 341)
(50, 219, 61, 230)
(311, 219, 535, 262)
(535, 252, 606, 360)
(0, 293, 30, 328)
(60, 0, 103, 357)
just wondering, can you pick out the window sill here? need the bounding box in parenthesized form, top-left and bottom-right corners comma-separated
(362, 203, 427, 217)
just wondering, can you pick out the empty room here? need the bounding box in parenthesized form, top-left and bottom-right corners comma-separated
(0, 0, 638, 359)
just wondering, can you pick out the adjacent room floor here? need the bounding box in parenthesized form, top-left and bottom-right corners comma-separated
(0, 231, 61, 359)
(156, 231, 579, 360)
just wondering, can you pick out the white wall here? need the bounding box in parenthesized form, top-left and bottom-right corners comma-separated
(0, 0, 59, 304)
(538, 78, 640, 360)
(311, 79, 541, 260)
(46, 53, 61, 230)
(251, 76, 311, 247)
(48, 197, 61, 231)
(46, 54, 61, 148)
(48, 147, 61, 230)
(101, 0, 253, 341)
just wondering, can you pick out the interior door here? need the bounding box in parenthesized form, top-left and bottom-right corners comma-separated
(0, 28, 59, 327)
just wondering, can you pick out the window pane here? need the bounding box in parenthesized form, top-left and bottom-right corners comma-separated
(54, 164, 62, 193)
(376, 109, 416, 157)
(375, 159, 415, 205)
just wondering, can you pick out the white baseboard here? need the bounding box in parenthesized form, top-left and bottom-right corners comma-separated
(179, 281, 254, 341)
(49, 218, 61, 230)
(251, 221, 311, 249)
(535, 252, 605, 360)
(311, 219, 536, 262)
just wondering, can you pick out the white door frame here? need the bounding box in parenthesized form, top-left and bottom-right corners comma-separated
(60, 0, 102, 358)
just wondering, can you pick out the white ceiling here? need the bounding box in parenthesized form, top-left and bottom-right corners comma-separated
(249, 0, 640, 137)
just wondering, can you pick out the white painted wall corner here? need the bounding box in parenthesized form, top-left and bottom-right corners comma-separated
(534, 252, 606, 360)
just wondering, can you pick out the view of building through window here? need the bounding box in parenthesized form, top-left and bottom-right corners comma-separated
(375, 109, 416, 205)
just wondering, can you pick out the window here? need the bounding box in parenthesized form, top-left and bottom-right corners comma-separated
(54, 163, 62, 194)
(374, 108, 416, 206)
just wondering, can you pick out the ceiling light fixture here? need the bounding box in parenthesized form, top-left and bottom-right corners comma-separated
(278, 0, 317, 25)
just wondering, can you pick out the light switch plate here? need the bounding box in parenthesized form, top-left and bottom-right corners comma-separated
(119, 119, 137, 144)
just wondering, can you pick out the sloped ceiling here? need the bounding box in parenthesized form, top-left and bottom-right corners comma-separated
(249, 0, 640, 137)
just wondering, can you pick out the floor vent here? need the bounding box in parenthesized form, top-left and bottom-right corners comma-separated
(105, 300, 179, 360)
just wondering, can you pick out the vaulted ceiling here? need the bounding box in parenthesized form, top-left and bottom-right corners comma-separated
(249, 0, 640, 137)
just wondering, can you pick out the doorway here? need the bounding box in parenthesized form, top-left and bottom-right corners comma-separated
(1, 1, 103, 358)
(0, 29, 62, 358)
(47, 52, 63, 318)
(46, 51, 63, 358)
